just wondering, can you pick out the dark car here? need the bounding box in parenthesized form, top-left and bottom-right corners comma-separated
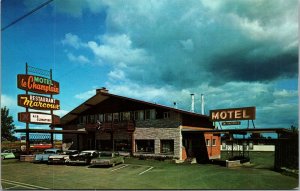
(68, 150, 99, 165)
(48, 150, 79, 164)
(90, 151, 124, 167)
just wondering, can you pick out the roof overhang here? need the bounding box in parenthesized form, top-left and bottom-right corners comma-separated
(15, 129, 87, 134)
(181, 127, 290, 134)
(60, 93, 109, 124)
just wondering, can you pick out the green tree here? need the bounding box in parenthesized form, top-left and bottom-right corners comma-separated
(1, 107, 16, 141)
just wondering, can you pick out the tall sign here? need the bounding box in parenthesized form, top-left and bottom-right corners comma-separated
(17, 63, 61, 153)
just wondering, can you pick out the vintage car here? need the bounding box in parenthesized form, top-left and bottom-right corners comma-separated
(90, 151, 125, 167)
(33, 148, 62, 163)
(68, 150, 99, 165)
(1, 149, 17, 160)
(48, 150, 79, 164)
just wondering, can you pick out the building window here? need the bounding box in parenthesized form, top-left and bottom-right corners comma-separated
(115, 139, 131, 152)
(212, 139, 216, 146)
(113, 113, 119, 122)
(82, 116, 87, 124)
(134, 110, 144, 120)
(121, 112, 130, 121)
(135, 140, 154, 153)
(161, 140, 174, 154)
(163, 112, 170, 119)
(106, 113, 112, 122)
(99, 114, 104, 122)
(206, 139, 211, 146)
(145, 110, 151, 120)
(145, 109, 156, 120)
(90, 115, 95, 124)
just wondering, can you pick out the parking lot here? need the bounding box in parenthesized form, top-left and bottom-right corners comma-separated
(1, 154, 298, 190)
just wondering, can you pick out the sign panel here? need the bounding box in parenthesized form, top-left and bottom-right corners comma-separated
(210, 107, 256, 121)
(18, 94, 60, 110)
(18, 112, 60, 125)
(221, 121, 241, 126)
(17, 74, 59, 94)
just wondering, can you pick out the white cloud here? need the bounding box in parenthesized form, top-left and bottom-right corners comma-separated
(87, 34, 150, 67)
(67, 53, 90, 64)
(61, 33, 83, 49)
(74, 90, 95, 100)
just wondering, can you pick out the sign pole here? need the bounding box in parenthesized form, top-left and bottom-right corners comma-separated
(25, 63, 30, 155)
(50, 69, 54, 148)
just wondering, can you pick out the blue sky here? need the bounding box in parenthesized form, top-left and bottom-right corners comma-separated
(1, 0, 298, 138)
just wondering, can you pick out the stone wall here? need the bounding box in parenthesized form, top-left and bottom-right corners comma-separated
(134, 127, 182, 159)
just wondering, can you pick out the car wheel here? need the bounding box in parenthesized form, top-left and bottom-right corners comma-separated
(1, 156, 5, 160)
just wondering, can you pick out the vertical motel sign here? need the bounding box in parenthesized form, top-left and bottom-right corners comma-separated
(17, 74, 61, 124)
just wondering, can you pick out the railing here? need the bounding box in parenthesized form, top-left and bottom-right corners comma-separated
(84, 121, 135, 132)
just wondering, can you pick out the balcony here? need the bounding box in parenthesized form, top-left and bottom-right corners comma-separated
(84, 121, 135, 132)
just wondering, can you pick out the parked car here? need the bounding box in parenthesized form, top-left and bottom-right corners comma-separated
(48, 150, 79, 164)
(1, 150, 16, 160)
(33, 148, 62, 163)
(68, 150, 99, 165)
(90, 151, 124, 167)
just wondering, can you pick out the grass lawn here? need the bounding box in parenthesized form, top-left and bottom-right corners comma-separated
(1, 152, 298, 190)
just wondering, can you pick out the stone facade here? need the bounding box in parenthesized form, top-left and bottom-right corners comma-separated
(134, 127, 182, 159)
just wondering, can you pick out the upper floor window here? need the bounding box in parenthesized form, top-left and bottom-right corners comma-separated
(113, 113, 119, 122)
(212, 139, 216, 146)
(206, 139, 211, 146)
(121, 112, 131, 121)
(134, 110, 144, 120)
(90, 115, 95, 123)
(163, 112, 170, 119)
(145, 109, 156, 120)
(106, 113, 112, 122)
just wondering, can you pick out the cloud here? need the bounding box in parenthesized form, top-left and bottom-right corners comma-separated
(87, 34, 150, 67)
(61, 33, 83, 49)
(58, 0, 298, 128)
(74, 89, 95, 100)
(67, 52, 90, 64)
(60, 0, 297, 88)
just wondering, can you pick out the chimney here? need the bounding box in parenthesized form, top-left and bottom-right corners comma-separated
(96, 87, 109, 94)
(201, 94, 205, 115)
(190, 94, 195, 112)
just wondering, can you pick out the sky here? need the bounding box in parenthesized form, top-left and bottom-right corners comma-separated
(1, 0, 299, 139)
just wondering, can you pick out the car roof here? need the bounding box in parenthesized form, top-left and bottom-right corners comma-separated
(45, 148, 61, 151)
(81, 150, 98, 153)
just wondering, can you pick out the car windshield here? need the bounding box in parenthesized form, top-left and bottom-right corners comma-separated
(44, 150, 56, 154)
(65, 151, 77, 155)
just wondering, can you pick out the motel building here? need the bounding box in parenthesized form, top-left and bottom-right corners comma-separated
(59, 88, 221, 162)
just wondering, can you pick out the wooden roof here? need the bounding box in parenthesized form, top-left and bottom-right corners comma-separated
(59, 91, 209, 125)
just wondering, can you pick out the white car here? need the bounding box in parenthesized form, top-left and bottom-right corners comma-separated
(48, 150, 79, 164)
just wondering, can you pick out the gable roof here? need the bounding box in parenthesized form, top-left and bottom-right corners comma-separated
(60, 90, 209, 125)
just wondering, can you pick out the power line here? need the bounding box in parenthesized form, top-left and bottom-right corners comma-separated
(1, 0, 54, 31)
